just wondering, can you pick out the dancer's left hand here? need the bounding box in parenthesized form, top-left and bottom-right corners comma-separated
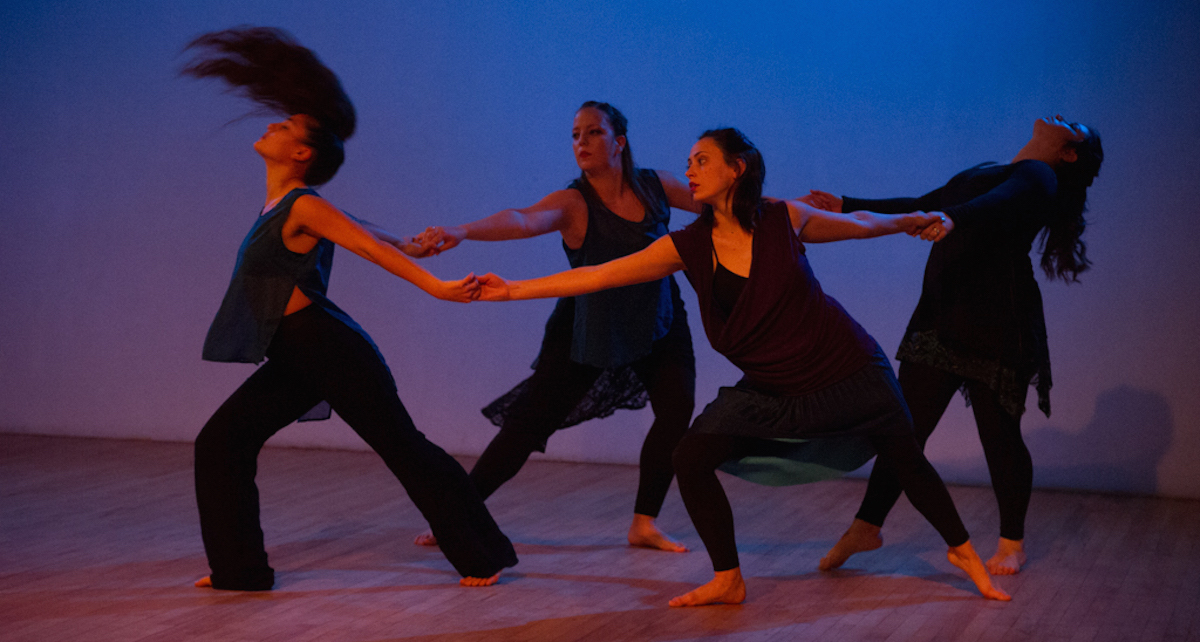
(477, 273, 512, 301)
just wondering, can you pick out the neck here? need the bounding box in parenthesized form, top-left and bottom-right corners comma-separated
(1011, 140, 1058, 167)
(264, 161, 309, 205)
(583, 163, 626, 198)
(710, 198, 740, 231)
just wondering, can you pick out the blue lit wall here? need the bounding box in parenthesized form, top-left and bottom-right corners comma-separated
(2, 0, 1197, 497)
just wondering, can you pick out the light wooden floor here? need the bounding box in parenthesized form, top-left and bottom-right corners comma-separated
(1, 433, 1197, 642)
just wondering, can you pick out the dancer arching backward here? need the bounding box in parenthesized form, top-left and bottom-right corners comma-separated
(812, 115, 1104, 576)
(183, 27, 516, 590)
(476, 128, 1010, 606)
(412, 102, 701, 552)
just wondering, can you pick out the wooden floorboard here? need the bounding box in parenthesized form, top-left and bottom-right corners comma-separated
(1, 433, 1198, 641)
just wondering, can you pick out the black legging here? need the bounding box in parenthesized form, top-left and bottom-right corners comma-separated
(469, 301, 695, 517)
(673, 430, 968, 572)
(856, 360, 1033, 541)
(195, 306, 517, 590)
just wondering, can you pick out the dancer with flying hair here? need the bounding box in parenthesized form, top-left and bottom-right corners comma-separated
(183, 27, 516, 590)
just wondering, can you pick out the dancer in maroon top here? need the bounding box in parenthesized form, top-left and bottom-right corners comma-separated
(476, 128, 1009, 606)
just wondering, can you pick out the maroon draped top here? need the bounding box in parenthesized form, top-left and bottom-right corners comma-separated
(669, 202, 877, 396)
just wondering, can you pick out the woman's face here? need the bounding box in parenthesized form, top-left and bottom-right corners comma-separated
(254, 114, 315, 162)
(572, 108, 624, 172)
(685, 137, 741, 206)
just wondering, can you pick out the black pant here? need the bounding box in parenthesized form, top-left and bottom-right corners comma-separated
(673, 430, 968, 572)
(856, 360, 1032, 540)
(470, 300, 695, 517)
(194, 306, 517, 590)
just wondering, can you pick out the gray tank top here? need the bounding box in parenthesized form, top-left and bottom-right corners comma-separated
(202, 187, 372, 363)
(561, 168, 675, 368)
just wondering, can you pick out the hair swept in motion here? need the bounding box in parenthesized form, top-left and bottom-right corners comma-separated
(1039, 125, 1103, 282)
(181, 26, 355, 185)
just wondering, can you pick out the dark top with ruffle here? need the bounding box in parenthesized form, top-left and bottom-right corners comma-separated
(843, 160, 1058, 417)
(669, 201, 876, 396)
(559, 168, 677, 368)
(483, 169, 690, 430)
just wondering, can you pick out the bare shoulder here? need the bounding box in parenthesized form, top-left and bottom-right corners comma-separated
(539, 187, 589, 221)
(291, 193, 337, 217)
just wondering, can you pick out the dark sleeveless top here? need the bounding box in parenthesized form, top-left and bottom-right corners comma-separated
(843, 160, 1057, 417)
(558, 168, 675, 368)
(711, 261, 746, 322)
(202, 187, 372, 364)
(670, 201, 876, 396)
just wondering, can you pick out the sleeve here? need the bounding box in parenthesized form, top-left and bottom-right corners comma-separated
(940, 160, 1056, 228)
(843, 196, 919, 214)
(841, 164, 982, 214)
(668, 220, 702, 274)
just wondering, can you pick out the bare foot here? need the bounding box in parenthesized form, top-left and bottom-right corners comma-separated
(947, 540, 1011, 601)
(194, 576, 212, 588)
(669, 568, 746, 607)
(460, 572, 500, 587)
(628, 514, 688, 553)
(986, 537, 1026, 575)
(819, 518, 883, 570)
(414, 530, 437, 547)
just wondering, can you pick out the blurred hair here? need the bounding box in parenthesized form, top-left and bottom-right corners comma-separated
(181, 26, 355, 185)
(697, 128, 765, 232)
(1040, 124, 1103, 281)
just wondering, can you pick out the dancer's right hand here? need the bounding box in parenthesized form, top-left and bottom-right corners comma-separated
(432, 273, 480, 303)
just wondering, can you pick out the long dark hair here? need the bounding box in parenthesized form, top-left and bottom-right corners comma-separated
(574, 101, 655, 210)
(697, 128, 765, 232)
(1040, 125, 1103, 281)
(181, 27, 356, 186)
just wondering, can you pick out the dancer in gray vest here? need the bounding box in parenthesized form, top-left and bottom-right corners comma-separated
(183, 27, 516, 591)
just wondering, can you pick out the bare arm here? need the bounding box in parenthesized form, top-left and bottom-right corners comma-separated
(785, 199, 942, 244)
(284, 195, 478, 302)
(414, 189, 587, 256)
(479, 235, 685, 301)
(353, 217, 424, 257)
(657, 170, 703, 214)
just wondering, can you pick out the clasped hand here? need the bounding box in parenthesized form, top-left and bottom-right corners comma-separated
(410, 226, 466, 258)
(911, 211, 953, 241)
(437, 272, 513, 303)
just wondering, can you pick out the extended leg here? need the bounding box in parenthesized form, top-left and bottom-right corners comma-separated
(823, 361, 961, 570)
(966, 380, 1031, 574)
(194, 360, 318, 590)
(295, 310, 517, 580)
(669, 433, 777, 606)
(628, 314, 696, 551)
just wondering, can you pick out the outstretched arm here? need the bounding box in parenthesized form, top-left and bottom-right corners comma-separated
(284, 195, 479, 302)
(353, 217, 424, 257)
(785, 199, 943, 243)
(480, 235, 685, 301)
(413, 189, 587, 257)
